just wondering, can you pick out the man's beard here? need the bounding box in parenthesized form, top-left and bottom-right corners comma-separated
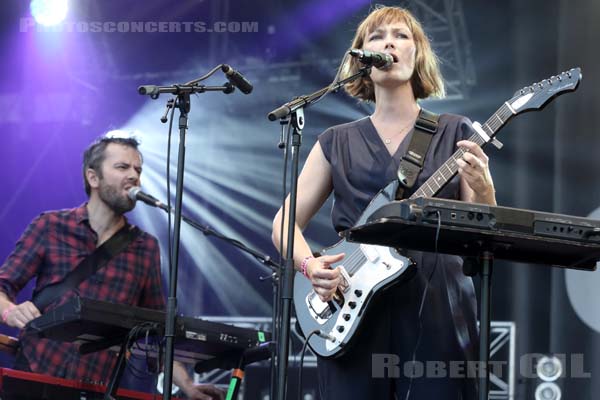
(98, 181, 135, 215)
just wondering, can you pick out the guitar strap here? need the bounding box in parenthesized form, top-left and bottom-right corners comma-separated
(31, 224, 141, 311)
(395, 108, 439, 200)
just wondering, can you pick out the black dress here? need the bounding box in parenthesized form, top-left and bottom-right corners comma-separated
(315, 114, 479, 400)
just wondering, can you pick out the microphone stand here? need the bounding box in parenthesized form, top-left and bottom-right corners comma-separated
(267, 66, 371, 399)
(139, 79, 235, 400)
(270, 117, 289, 400)
(150, 202, 282, 273)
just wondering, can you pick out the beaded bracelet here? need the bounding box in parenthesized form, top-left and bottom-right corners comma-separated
(1, 304, 15, 324)
(300, 256, 314, 278)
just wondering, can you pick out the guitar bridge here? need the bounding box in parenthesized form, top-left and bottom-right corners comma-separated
(306, 290, 344, 325)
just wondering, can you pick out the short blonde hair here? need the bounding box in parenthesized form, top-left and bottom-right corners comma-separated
(339, 5, 445, 101)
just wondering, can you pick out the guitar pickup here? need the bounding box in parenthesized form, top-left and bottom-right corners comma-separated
(360, 244, 380, 263)
(337, 266, 351, 293)
(306, 288, 346, 324)
(306, 291, 332, 324)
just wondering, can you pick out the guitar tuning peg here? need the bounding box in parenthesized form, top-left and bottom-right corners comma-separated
(567, 71, 572, 78)
(557, 75, 563, 81)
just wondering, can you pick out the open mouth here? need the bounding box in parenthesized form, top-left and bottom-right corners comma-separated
(389, 53, 399, 63)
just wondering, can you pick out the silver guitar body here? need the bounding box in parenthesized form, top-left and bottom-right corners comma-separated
(293, 181, 416, 358)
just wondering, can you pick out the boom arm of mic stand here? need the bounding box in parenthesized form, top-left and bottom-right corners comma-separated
(267, 67, 371, 121)
(138, 84, 235, 99)
(154, 206, 282, 273)
(182, 214, 282, 272)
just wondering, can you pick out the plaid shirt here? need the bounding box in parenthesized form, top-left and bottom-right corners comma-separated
(0, 204, 165, 384)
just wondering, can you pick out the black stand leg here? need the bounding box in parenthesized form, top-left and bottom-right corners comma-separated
(478, 251, 493, 400)
(103, 339, 130, 400)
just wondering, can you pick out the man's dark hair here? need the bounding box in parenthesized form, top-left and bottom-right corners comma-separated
(82, 136, 141, 197)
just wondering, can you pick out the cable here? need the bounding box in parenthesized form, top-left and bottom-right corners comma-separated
(303, 52, 351, 109)
(278, 119, 292, 264)
(297, 330, 320, 400)
(404, 210, 441, 400)
(123, 323, 162, 382)
(162, 103, 176, 398)
(165, 100, 176, 292)
(184, 64, 225, 86)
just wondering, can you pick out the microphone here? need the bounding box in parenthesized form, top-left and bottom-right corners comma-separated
(128, 187, 168, 212)
(348, 49, 394, 69)
(221, 64, 253, 94)
(138, 85, 159, 96)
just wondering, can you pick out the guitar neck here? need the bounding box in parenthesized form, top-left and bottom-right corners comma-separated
(409, 104, 514, 199)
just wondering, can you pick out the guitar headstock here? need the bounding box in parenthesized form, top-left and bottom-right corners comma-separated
(508, 68, 581, 113)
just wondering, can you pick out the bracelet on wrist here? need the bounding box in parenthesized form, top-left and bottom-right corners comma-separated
(300, 256, 314, 278)
(2, 304, 15, 323)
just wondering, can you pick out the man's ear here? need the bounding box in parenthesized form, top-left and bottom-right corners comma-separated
(86, 168, 100, 190)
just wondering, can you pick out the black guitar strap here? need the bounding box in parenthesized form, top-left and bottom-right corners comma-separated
(395, 108, 440, 200)
(32, 224, 141, 311)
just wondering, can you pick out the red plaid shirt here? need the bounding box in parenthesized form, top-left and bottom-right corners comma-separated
(0, 204, 165, 384)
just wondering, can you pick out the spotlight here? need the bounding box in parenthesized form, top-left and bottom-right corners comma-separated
(30, 0, 69, 27)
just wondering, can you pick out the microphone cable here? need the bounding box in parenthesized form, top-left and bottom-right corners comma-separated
(165, 96, 176, 289)
(184, 64, 226, 86)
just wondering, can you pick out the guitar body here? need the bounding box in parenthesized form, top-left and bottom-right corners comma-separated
(293, 180, 416, 358)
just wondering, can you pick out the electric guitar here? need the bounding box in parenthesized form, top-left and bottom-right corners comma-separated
(293, 68, 582, 358)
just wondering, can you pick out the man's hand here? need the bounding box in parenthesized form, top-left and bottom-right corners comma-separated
(180, 382, 225, 400)
(172, 361, 225, 400)
(2, 301, 41, 328)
